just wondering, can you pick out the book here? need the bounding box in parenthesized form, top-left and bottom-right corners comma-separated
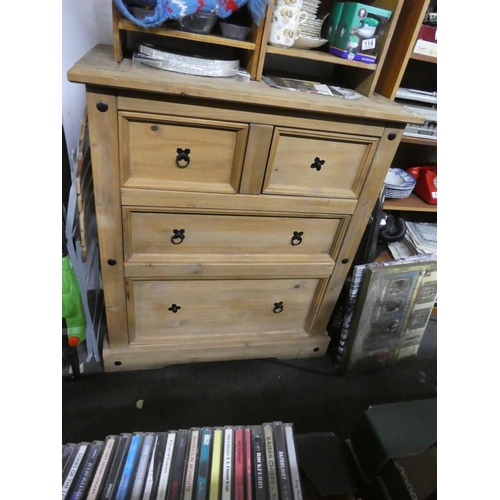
(130, 432, 156, 500)
(244, 427, 253, 500)
(68, 440, 103, 500)
(101, 433, 132, 500)
(86, 435, 119, 500)
(221, 426, 234, 500)
(195, 427, 213, 500)
(251, 425, 268, 500)
(273, 423, 293, 500)
(115, 432, 144, 500)
(62, 442, 89, 499)
(234, 426, 245, 500)
(183, 428, 201, 500)
(283, 424, 303, 500)
(262, 423, 279, 500)
(167, 429, 190, 500)
(156, 431, 178, 500)
(208, 428, 224, 500)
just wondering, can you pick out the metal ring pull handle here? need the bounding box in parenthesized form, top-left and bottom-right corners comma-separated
(273, 301, 284, 313)
(291, 231, 303, 246)
(171, 229, 185, 245)
(310, 157, 325, 171)
(168, 304, 181, 313)
(175, 148, 191, 168)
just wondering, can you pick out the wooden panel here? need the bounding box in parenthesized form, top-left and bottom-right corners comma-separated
(119, 112, 248, 194)
(123, 211, 342, 260)
(127, 278, 320, 344)
(86, 88, 129, 348)
(263, 128, 378, 199)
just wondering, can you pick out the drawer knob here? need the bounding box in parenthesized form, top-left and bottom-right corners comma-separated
(168, 304, 181, 313)
(291, 231, 303, 246)
(273, 301, 284, 313)
(310, 157, 325, 171)
(171, 229, 186, 245)
(175, 148, 191, 168)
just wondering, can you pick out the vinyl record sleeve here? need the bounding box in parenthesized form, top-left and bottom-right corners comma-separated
(86, 435, 120, 500)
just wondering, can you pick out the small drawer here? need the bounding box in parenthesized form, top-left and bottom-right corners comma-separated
(127, 278, 320, 344)
(263, 127, 379, 199)
(119, 112, 249, 194)
(124, 210, 343, 261)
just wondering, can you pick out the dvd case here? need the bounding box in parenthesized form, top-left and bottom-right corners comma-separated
(251, 425, 268, 500)
(208, 427, 223, 500)
(234, 426, 245, 500)
(130, 432, 156, 500)
(221, 426, 234, 500)
(101, 433, 132, 500)
(62, 442, 89, 499)
(283, 424, 303, 500)
(195, 427, 213, 500)
(167, 429, 189, 500)
(183, 428, 201, 500)
(263, 423, 279, 500)
(155, 431, 177, 500)
(273, 423, 293, 500)
(85, 435, 119, 500)
(68, 440, 103, 500)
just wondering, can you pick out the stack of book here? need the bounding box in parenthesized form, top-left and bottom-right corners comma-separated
(62, 422, 303, 500)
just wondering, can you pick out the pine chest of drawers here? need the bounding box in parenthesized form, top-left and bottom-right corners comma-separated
(68, 45, 419, 372)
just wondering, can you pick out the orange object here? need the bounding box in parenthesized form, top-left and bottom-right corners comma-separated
(407, 165, 437, 205)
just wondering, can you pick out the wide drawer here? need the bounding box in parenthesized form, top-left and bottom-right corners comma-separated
(124, 210, 343, 259)
(263, 127, 379, 199)
(119, 112, 248, 194)
(127, 278, 320, 345)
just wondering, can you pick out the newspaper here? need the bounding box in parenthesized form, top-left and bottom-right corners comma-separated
(388, 222, 437, 259)
(261, 76, 361, 99)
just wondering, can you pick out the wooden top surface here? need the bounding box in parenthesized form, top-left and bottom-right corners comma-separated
(67, 45, 424, 125)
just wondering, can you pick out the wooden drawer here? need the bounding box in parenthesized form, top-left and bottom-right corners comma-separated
(127, 278, 321, 344)
(119, 112, 249, 194)
(263, 127, 379, 199)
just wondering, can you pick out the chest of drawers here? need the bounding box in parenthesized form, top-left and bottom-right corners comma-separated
(68, 45, 420, 372)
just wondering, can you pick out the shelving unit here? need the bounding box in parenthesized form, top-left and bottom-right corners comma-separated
(111, 0, 404, 96)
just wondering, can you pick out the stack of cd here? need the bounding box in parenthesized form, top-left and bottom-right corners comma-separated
(384, 167, 417, 198)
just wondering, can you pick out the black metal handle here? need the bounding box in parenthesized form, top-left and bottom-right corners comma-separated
(273, 301, 284, 313)
(291, 231, 303, 246)
(168, 304, 181, 313)
(310, 157, 325, 171)
(175, 148, 191, 168)
(171, 229, 185, 245)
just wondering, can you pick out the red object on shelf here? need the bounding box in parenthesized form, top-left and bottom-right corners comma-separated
(417, 24, 437, 43)
(407, 165, 437, 205)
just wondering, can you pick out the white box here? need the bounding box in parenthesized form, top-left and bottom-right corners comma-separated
(413, 39, 437, 58)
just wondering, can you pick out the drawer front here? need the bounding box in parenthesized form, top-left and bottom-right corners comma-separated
(128, 278, 320, 344)
(263, 127, 379, 199)
(124, 211, 343, 260)
(119, 112, 248, 194)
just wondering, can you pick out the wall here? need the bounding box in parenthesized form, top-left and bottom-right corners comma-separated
(62, 1, 113, 158)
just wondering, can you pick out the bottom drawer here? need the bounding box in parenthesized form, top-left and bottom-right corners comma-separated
(127, 278, 321, 344)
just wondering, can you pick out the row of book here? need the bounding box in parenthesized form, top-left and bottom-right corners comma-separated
(62, 422, 304, 500)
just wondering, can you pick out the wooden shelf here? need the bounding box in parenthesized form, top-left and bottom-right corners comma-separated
(410, 52, 437, 64)
(384, 193, 437, 212)
(401, 135, 437, 146)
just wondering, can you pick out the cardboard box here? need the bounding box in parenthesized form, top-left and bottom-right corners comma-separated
(329, 2, 392, 64)
(413, 39, 437, 58)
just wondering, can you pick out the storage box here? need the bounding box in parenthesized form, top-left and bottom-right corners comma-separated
(327, 2, 345, 47)
(329, 2, 392, 64)
(413, 39, 437, 58)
